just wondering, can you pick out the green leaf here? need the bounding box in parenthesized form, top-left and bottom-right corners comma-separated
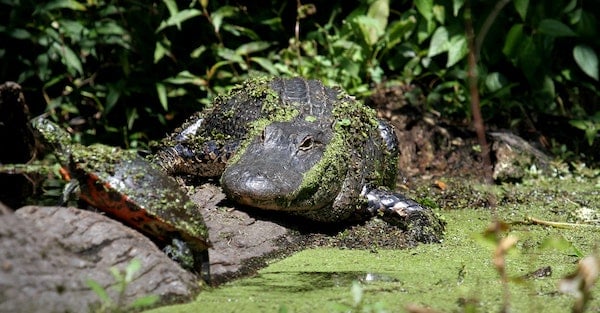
(416, 19, 430, 43)
(190, 45, 207, 58)
(222, 24, 260, 39)
(485, 72, 507, 92)
(563, 0, 578, 14)
(58, 20, 85, 41)
(446, 34, 467, 67)
(156, 9, 202, 32)
(569, 119, 598, 146)
(576, 11, 596, 38)
(9, 28, 31, 40)
(86, 279, 111, 305)
(126, 107, 138, 130)
(365, 0, 389, 44)
(540, 75, 555, 99)
(518, 38, 541, 84)
(573, 44, 599, 81)
(385, 15, 416, 48)
(38, 0, 87, 13)
(94, 21, 128, 36)
(235, 41, 271, 56)
(53, 42, 83, 75)
(513, 0, 529, 20)
(156, 83, 168, 111)
(154, 41, 168, 63)
(129, 295, 159, 309)
(537, 19, 576, 37)
(124, 259, 141, 283)
(432, 4, 445, 24)
(452, 0, 464, 16)
(250, 57, 279, 75)
(427, 26, 448, 57)
(162, 0, 178, 17)
(338, 118, 351, 127)
(502, 24, 524, 59)
(351, 281, 363, 306)
(569, 120, 587, 130)
(305, 115, 317, 123)
(211, 6, 238, 33)
(217, 47, 244, 64)
(354, 16, 385, 46)
(415, 0, 433, 22)
(206, 60, 232, 79)
(164, 71, 206, 86)
(105, 84, 121, 114)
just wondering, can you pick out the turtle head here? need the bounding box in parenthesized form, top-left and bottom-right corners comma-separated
(31, 116, 72, 158)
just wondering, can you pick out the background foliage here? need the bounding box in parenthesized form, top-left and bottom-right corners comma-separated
(1, 0, 598, 160)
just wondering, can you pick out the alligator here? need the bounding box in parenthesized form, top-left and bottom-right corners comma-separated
(152, 77, 444, 242)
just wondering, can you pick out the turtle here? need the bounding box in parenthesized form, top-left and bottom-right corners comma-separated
(31, 117, 210, 278)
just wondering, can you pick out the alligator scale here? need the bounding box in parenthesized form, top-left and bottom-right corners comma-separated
(154, 77, 443, 240)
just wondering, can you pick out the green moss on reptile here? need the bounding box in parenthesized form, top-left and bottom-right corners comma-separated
(221, 77, 301, 168)
(292, 129, 346, 208)
(72, 143, 209, 247)
(72, 144, 138, 176)
(288, 89, 390, 213)
(331, 98, 392, 187)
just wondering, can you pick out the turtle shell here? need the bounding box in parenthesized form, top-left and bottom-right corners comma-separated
(69, 144, 210, 253)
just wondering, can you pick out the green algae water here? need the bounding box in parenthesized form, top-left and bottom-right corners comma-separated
(146, 177, 600, 312)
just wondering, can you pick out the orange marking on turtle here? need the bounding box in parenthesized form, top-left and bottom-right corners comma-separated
(59, 166, 72, 181)
(77, 172, 179, 244)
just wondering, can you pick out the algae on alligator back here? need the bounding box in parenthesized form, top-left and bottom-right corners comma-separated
(145, 176, 600, 313)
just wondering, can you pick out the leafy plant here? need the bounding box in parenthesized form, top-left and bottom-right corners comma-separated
(559, 253, 600, 313)
(330, 281, 387, 313)
(0, 0, 168, 147)
(87, 259, 159, 313)
(1, 0, 599, 162)
(570, 112, 600, 146)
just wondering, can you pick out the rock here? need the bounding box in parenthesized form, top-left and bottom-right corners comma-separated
(490, 132, 551, 182)
(190, 184, 303, 284)
(0, 206, 199, 313)
(0, 201, 12, 215)
(191, 183, 424, 284)
(0, 187, 307, 313)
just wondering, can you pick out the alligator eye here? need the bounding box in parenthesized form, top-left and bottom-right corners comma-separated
(298, 136, 314, 151)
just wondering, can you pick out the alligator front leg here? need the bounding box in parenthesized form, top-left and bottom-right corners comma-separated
(152, 139, 239, 177)
(362, 186, 445, 243)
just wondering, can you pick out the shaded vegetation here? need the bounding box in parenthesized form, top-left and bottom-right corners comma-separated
(1, 0, 599, 163)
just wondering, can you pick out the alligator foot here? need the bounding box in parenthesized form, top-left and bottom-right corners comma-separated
(363, 187, 445, 243)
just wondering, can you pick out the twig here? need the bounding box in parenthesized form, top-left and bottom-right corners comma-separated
(465, 2, 493, 184)
(526, 216, 600, 229)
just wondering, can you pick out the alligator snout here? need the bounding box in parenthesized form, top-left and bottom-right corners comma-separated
(221, 165, 301, 210)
